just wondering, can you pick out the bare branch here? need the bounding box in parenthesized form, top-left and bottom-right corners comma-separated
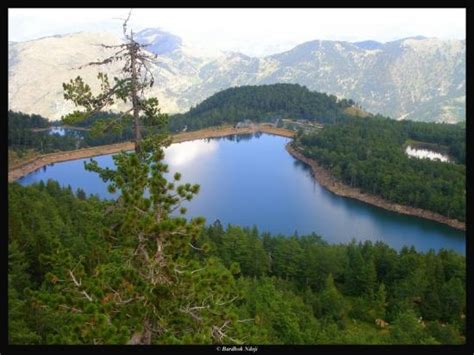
(188, 243, 205, 251)
(119, 298, 135, 305)
(133, 205, 148, 215)
(82, 290, 93, 302)
(91, 43, 128, 49)
(69, 270, 81, 287)
(77, 46, 128, 70)
(59, 304, 83, 313)
(216, 296, 239, 306)
(123, 9, 132, 38)
(69, 269, 94, 301)
(179, 307, 203, 322)
(97, 107, 134, 134)
(70, 79, 131, 121)
(78, 57, 115, 69)
(190, 267, 206, 274)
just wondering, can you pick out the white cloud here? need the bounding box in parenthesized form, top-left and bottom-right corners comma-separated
(8, 8, 466, 56)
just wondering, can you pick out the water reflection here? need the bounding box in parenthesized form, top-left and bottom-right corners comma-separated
(165, 140, 218, 166)
(47, 127, 84, 138)
(215, 132, 263, 143)
(49, 127, 66, 136)
(18, 134, 465, 254)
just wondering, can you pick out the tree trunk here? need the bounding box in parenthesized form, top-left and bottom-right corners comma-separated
(130, 37, 142, 154)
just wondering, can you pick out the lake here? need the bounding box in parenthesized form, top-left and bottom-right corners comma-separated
(18, 133, 465, 254)
(405, 145, 451, 162)
(48, 126, 85, 137)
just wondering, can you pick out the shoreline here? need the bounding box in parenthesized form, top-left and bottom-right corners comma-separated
(8, 125, 464, 232)
(8, 124, 294, 183)
(285, 143, 465, 232)
(31, 125, 91, 132)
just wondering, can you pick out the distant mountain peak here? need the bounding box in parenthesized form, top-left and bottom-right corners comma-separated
(353, 40, 383, 50)
(8, 31, 465, 123)
(388, 35, 430, 44)
(135, 28, 183, 55)
(403, 35, 429, 40)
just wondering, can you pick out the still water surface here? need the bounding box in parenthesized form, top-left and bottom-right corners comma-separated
(19, 133, 465, 253)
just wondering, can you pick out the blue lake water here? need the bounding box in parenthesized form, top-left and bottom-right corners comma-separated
(18, 133, 465, 254)
(48, 127, 84, 138)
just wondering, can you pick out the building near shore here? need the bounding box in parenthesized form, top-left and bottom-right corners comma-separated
(235, 119, 253, 128)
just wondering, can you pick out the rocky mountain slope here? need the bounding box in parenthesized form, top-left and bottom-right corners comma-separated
(8, 29, 465, 123)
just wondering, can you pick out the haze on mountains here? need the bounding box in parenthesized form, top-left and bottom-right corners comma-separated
(8, 28, 465, 123)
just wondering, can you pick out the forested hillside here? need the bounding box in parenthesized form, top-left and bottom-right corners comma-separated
(9, 182, 465, 344)
(168, 84, 356, 131)
(8, 111, 136, 155)
(295, 116, 466, 221)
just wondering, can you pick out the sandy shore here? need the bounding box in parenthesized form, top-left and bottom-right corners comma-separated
(8, 125, 294, 182)
(286, 143, 465, 231)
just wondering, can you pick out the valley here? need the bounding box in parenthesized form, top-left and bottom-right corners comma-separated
(7, 9, 467, 345)
(9, 84, 466, 231)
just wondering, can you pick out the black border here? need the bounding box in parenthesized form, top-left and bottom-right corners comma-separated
(3, 4, 472, 355)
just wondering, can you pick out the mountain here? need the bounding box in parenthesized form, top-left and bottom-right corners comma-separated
(8, 29, 465, 123)
(353, 40, 383, 50)
(134, 28, 182, 55)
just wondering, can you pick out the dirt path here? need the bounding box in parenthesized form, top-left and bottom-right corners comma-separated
(286, 144, 465, 231)
(8, 125, 294, 183)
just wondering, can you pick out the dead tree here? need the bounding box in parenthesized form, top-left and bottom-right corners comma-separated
(62, 10, 166, 155)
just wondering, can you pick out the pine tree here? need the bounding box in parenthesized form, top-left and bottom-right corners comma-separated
(50, 11, 243, 344)
(345, 242, 377, 297)
(373, 282, 387, 320)
(319, 273, 345, 322)
(62, 10, 167, 155)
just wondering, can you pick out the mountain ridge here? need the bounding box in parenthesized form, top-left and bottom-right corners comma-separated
(8, 29, 465, 123)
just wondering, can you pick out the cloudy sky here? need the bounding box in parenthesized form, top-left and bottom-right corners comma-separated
(9, 8, 466, 57)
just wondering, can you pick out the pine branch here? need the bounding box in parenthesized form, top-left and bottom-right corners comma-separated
(97, 107, 133, 134)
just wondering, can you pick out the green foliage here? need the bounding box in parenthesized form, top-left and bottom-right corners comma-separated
(389, 309, 437, 344)
(439, 277, 465, 323)
(61, 24, 168, 156)
(168, 83, 354, 131)
(8, 146, 242, 344)
(374, 283, 387, 320)
(345, 241, 377, 297)
(8, 110, 139, 154)
(236, 277, 320, 344)
(9, 16, 466, 346)
(319, 274, 346, 322)
(61, 73, 168, 153)
(8, 111, 75, 153)
(9, 182, 466, 344)
(296, 116, 466, 221)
